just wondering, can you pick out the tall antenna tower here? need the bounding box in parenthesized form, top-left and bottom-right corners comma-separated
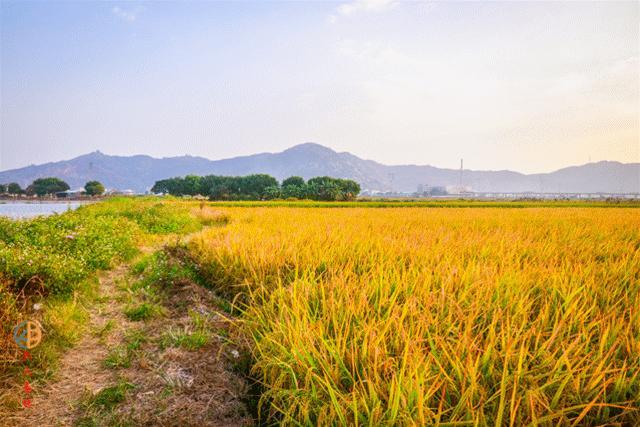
(459, 159, 463, 189)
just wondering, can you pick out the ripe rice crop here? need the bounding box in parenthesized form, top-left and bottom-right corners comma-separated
(188, 207, 640, 425)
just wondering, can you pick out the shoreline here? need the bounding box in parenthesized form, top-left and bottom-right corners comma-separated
(0, 200, 95, 204)
(0, 197, 104, 203)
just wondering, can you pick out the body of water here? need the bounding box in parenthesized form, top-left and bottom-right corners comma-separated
(0, 201, 87, 219)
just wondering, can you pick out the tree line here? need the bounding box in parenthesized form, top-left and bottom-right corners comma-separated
(151, 174, 361, 201)
(0, 178, 105, 197)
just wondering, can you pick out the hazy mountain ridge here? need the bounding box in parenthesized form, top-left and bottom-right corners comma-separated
(0, 143, 638, 194)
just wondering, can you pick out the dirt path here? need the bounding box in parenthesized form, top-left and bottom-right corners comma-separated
(12, 265, 132, 425)
(9, 245, 252, 426)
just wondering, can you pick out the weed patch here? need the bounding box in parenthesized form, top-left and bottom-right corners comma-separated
(123, 303, 160, 321)
(83, 380, 135, 411)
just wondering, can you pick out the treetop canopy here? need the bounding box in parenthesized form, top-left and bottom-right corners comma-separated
(151, 174, 360, 201)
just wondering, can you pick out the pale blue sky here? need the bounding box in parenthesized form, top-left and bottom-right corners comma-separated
(1, 1, 638, 172)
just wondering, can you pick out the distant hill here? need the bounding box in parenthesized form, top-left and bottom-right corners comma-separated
(0, 143, 638, 194)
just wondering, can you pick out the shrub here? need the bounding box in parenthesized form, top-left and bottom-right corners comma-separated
(0, 213, 138, 295)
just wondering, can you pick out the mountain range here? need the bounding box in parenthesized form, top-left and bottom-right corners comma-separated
(0, 143, 638, 194)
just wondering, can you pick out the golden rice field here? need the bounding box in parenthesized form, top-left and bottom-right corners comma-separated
(188, 207, 640, 425)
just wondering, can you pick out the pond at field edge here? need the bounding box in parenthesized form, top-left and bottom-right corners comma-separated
(0, 201, 88, 219)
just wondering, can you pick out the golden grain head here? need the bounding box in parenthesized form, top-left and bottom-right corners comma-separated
(188, 207, 640, 425)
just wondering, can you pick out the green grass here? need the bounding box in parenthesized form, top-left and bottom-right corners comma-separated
(132, 247, 205, 290)
(83, 380, 135, 410)
(123, 303, 160, 321)
(103, 330, 148, 369)
(76, 379, 137, 426)
(0, 212, 139, 295)
(159, 327, 209, 351)
(104, 346, 131, 369)
(158, 312, 211, 351)
(86, 197, 203, 234)
(124, 328, 147, 351)
(1, 197, 218, 391)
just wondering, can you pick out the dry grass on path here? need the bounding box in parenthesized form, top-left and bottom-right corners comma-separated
(6, 250, 251, 427)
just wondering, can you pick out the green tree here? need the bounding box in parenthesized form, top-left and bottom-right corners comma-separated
(6, 182, 23, 194)
(306, 176, 343, 201)
(338, 179, 361, 201)
(26, 177, 70, 196)
(84, 180, 105, 196)
(282, 176, 305, 187)
(0, 184, 6, 194)
(198, 175, 224, 197)
(242, 174, 279, 199)
(263, 185, 282, 200)
(151, 179, 171, 194)
(281, 184, 305, 199)
(304, 177, 360, 201)
(150, 174, 358, 201)
(209, 179, 232, 200)
(281, 176, 306, 199)
(152, 178, 182, 195)
(183, 175, 202, 196)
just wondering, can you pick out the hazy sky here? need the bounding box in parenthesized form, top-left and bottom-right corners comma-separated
(1, 1, 638, 173)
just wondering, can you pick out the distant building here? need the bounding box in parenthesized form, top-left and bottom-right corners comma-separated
(446, 185, 473, 195)
(55, 188, 85, 198)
